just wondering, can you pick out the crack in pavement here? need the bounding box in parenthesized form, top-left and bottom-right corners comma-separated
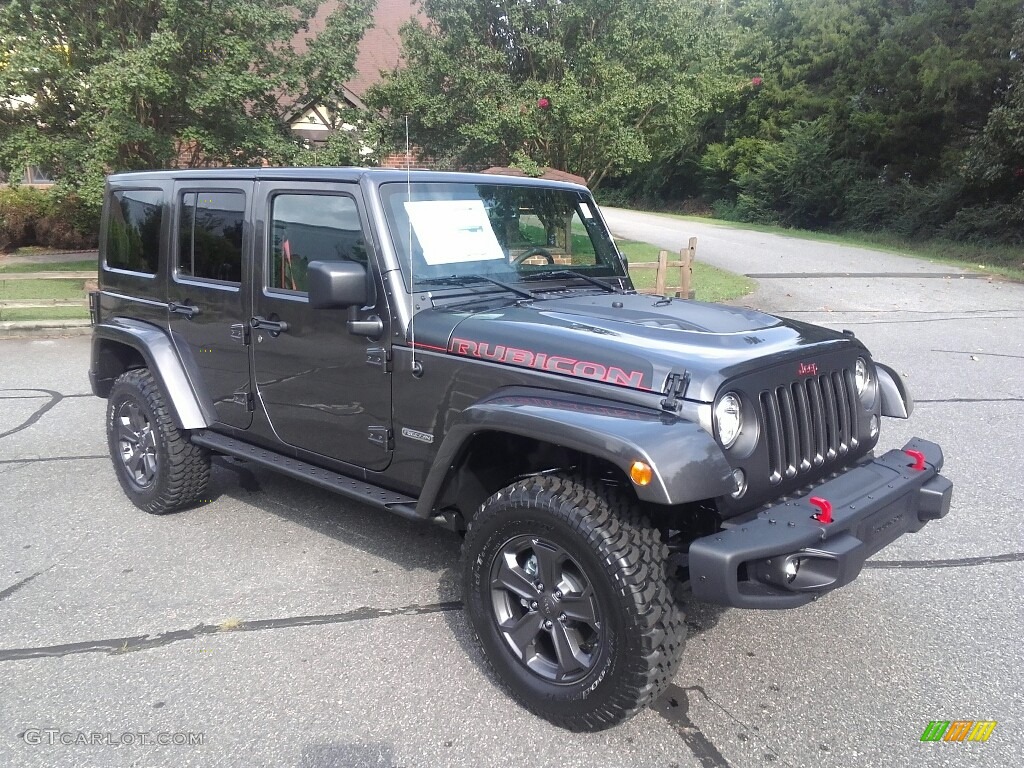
(916, 397, 1024, 404)
(652, 684, 799, 768)
(0, 454, 106, 466)
(0, 601, 464, 662)
(0, 388, 65, 440)
(651, 684, 735, 767)
(744, 272, 992, 280)
(762, 308, 1022, 316)
(827, 314, 1024, 326)
(865, 551, 1024, 569)
(931, 349, 1024, 360)
(0, 568, 52, 603)
(0, 393, 92, 399)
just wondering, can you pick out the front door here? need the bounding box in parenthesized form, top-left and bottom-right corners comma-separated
(167, 181, 254, 430)
(251, 181, 392, 470)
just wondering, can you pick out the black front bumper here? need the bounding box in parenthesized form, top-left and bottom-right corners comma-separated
(689, 438, 952, 609)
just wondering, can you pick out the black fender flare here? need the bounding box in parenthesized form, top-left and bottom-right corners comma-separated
(415, 388, 734, 516)
(90, 318, 215, 430)
(876, 362, 914, 419)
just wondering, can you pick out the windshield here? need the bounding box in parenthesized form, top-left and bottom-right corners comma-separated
(379, 181, 626, 290)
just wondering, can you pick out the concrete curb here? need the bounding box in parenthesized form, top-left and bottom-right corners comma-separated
(0, 320, 92, 339)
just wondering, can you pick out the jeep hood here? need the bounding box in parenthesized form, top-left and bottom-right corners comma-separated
(411, 292, 859, 402)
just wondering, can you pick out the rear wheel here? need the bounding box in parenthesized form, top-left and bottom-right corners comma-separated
(463, 474, 686, 731)
(106, 368, 211, 514)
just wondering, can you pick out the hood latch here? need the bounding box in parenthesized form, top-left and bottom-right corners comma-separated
(661, 370, 691, 412)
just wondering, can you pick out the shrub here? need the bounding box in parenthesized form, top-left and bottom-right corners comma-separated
(0, 186, 49, 251)
(0, 187, 98, 251)
(36, 192, 99, 250)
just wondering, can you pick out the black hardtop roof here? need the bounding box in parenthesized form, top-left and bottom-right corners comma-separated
(107, 167, 590, 192)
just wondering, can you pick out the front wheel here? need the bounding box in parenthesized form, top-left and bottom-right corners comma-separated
(462, 475, 686, 731)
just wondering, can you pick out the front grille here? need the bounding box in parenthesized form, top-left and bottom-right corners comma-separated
(759, 369, 859, 485)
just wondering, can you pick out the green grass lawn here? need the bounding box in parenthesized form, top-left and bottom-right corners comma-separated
(618, 239, 754, 303)
(517, 221, 754, 302)
(644, 211, 1024, 282)
(0, 278, 88, 301)
(0, 263, 92, 321)
(0, 259, 96, 273)
(0, 306, 90, 321)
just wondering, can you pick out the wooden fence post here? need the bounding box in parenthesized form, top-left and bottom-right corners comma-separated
(655, 250, 668, 296)
(678, 237, 696, 299)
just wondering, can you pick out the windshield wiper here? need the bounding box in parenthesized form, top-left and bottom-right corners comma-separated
(418, 274, 534, 300)
(521, 269, 622, 294)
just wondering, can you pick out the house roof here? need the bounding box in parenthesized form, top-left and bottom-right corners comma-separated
(298, 0, 416, 98)
(481, 166, 589, 187)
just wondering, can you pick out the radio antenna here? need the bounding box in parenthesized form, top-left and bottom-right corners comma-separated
(406, 115, 421, 376)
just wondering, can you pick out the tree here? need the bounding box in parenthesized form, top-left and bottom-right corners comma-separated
(676, 0, 1023, 239)
(0, 0, 377, 207)
(367, 0, 733, 187)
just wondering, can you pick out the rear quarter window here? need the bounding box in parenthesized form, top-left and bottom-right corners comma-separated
(105, 190, 163, 274)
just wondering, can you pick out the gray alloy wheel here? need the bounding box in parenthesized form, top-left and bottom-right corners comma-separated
(114, 399, 158, 489)
(463, 474, 686, 731)
(488, 533, 603, 684)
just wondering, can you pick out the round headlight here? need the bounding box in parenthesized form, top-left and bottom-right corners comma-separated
(714, 392, 743, 448)
(855, 357, 874, 401)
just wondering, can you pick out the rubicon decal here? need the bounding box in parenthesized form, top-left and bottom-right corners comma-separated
(449, 338, 647, 388)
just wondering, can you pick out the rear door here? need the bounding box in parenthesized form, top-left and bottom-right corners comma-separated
(167, 181, 254, 430)
(250, 181, 392, 470)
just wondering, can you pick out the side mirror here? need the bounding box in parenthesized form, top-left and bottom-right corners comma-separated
(307, 260, 368, 309)
(618, 248, 629, 267)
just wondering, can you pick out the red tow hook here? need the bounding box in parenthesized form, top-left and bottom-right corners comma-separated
(905, 449, 927, 471)
(810, 496, 833, 524)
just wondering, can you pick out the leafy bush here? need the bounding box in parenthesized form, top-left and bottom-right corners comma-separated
(0, 186, 49, 251)
(940, 194, 1024, 245)
(0, 187, 97, 251)
(728, 120, 861, 229)
(36, 192, 98, 250)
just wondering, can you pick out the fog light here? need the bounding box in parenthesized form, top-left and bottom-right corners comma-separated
(869, 414, 879, 438)
(784, 558, 801, 583)
(730, 468, 747, 499)
(630, 461, 653, 486)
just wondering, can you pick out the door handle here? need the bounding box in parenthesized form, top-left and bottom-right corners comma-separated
(250, 316, 289, 335)
(169, 301, 200, 319)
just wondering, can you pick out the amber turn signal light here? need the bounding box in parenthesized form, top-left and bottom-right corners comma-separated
(629, 461, 653, 486)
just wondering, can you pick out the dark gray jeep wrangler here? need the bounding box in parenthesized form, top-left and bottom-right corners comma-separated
(89, 168, 952, 730)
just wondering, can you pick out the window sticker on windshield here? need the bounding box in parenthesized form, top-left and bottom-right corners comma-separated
(579, 202, 595, 219)
(404, 200, 505, 265)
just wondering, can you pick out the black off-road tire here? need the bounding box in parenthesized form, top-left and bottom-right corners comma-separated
(106, 368, 211, 514)
(463, 474, 686, 731)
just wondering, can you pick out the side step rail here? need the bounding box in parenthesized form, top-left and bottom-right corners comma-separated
(190, 431, 423, 521)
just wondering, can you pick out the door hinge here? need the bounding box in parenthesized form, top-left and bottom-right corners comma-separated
(230, 390, 255, 411)
(366, 345, 391, 372)
(367, 426, 394, 450)
(230, 322, 251, 345)
(661, 370, 690, 412)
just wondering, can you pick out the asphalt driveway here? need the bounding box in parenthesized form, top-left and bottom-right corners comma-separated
(1, 214, 1022, 767)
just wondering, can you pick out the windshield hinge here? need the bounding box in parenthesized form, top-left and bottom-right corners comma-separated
(661, 371, 690, 412)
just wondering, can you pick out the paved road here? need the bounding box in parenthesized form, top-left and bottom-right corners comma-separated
(1, 215, 1022, 767)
